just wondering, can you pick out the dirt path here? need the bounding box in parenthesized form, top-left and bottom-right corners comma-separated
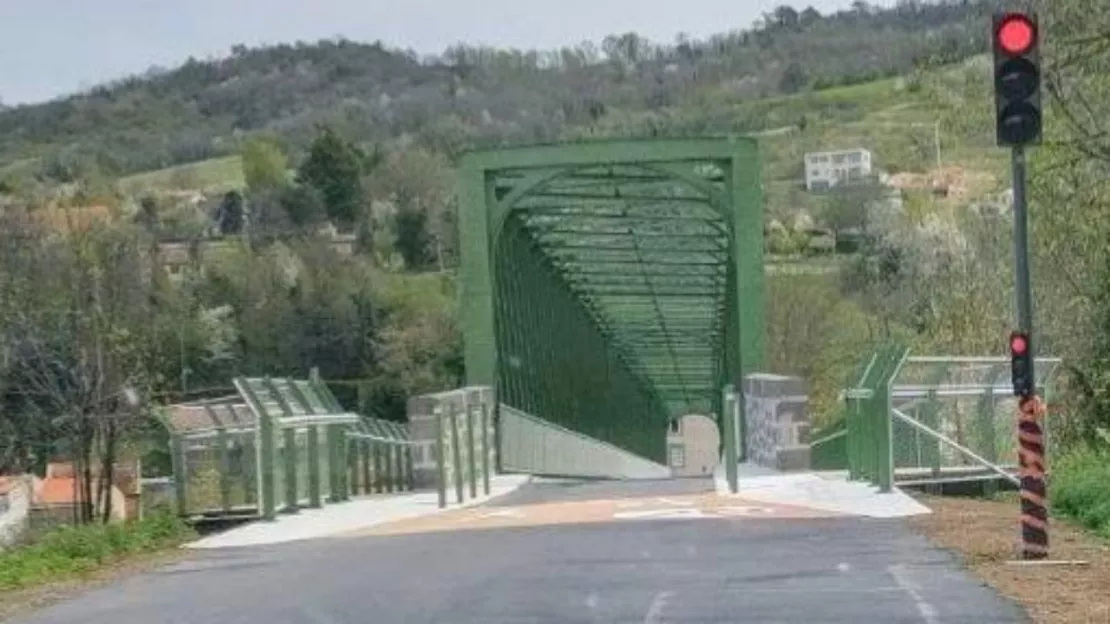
(909, 494, 1110, 624)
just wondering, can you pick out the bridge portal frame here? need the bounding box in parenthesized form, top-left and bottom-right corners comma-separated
(457, 138, 766, 461)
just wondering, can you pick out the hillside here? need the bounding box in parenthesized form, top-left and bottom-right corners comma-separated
(0, 1, 1004, 185)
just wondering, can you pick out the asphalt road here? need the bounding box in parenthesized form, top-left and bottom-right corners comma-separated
(10, 478, 1027, 624)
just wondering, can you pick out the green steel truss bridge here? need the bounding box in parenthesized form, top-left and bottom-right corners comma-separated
(457, 138, 766, 464)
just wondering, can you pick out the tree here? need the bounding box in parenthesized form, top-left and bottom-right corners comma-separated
(135, 196, 160, 233)
(394, 207, 435, 270)
(296, 125, 366, 231)
(281, 184, 327, 228)
(216, 190, 245, 235)
(367, 148, 456, 270)
(779, 62, 808, 94)
(820, 181, 885, 238)
(0, 222, 156, 523)
(241, 137, 290, 192)
(772, 6, 801, 30)
(800, 6, 823, 28)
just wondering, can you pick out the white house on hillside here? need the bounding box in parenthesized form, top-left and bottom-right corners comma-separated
(804, 148, 873, 191)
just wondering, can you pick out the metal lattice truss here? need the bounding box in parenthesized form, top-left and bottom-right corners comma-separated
(458, 139, 766, 462)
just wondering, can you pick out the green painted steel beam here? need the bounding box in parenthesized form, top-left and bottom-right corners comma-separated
(522, 209, 723, 221)
(567, 278, 725, 289)
(530, 227, 725, 239)
(556, 261, 726, 274)
(465, 137, 746, 171)
(539, 243, 728, 256)
(554, 257, 724, 266)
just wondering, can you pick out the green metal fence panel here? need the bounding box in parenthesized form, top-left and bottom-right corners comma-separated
(808, 421, 848, 471)
(163, 377, 361, 519)
(842, 344, 908, 492)
(887, 356, 1061, 485)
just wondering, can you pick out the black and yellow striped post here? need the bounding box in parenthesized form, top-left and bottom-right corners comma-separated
(1017, 395, 1048, 559)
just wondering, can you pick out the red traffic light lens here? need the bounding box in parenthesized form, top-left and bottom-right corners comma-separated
(1011, 334, 1028, 355)
(998, 14, 1036, 55)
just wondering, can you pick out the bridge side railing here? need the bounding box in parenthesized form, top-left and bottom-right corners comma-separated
(407, 387, 497, 509)
(819, 347, 1064, 492)
(843, 343, 909, 493)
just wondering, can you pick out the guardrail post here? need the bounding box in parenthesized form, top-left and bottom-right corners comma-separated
(450, 401, 465, 504)
(259, 406, 277, 520)
(481, 402, 491, 495)
(218, 429, 233, 513)
(405, 445, 416, 491)
(171, 434, 188, 516)
(721, 384, 738, 493)
(373, 442, 384, 494)
(385, 444, 396, 493)
(394, 443, 404, 492)
(346, 436, 359, 498)
(283, 427, 299, 512)
(358, 440, 370, 495)
(466, 400, 478, 499)
(434, 405, 447, 508)
(873, 344, 907, 493)
(307, 425, 322, 508)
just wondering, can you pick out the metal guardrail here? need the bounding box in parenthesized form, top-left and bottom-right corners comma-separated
(837, 348, 1063, 491)
(843, 343, 909, 493)
(408, 387, 497, 509)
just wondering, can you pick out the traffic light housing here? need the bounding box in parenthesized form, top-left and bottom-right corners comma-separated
(993, 12, 1042, 147)
(1011, 330, 1034, 397)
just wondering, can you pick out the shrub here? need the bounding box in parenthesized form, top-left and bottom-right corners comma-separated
(1051, 446, 1110, 538)
(0, 511, 194, 590)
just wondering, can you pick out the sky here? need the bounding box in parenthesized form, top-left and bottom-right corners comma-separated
(0, 0, 892, 105)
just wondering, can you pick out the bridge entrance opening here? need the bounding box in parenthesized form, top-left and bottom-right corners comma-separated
(457, 138, 766, 471)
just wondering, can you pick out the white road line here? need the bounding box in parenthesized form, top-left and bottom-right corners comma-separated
(888, 564, 941, 624)
(655, 498, 694, 507)
(643, 590, 675, 624)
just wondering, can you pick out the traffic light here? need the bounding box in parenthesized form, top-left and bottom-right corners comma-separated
(993, 11, 1042, 147)
(1010, 330, 1034, 397)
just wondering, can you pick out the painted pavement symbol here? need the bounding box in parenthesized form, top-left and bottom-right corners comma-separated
(612, 504, 776, 521)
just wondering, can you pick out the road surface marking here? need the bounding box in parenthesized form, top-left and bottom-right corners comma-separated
(714, 505, 776, 516)
(654, 497, 694, 507)
(643, 590, 675, 624)
(888, 564, 940, 624)
(477, 509, 525, 519)
(342, 492, 844, 538)
(614, 508, 710, 521)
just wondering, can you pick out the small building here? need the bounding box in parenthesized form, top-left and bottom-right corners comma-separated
(27, 461, 139, 529)
(804, 148, 873, 191)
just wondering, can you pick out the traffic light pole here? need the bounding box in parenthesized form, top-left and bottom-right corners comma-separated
(1012, 147, 1034, 340)
(1010, 145, 1049, 561)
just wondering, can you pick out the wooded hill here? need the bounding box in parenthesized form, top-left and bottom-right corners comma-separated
(0, 1, 1004, 184)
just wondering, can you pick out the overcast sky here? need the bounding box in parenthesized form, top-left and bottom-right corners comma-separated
(0, 0, 891, 105)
